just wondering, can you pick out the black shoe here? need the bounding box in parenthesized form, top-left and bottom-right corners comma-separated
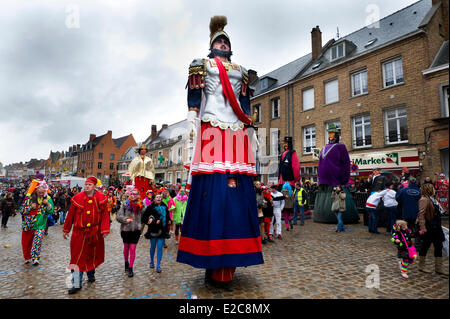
(124, 261, 129, 272)
(128, 267, 134, 277)
(286, 228, 290, 231)
(87, 276, 95, 283)
(68, 287, 81, 295)
(261, 239, 267, 245)
(164, 244, 168, 248)
(268, 237, 275, 243)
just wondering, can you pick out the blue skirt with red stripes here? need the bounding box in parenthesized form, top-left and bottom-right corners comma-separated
(176, 172, 264, 269)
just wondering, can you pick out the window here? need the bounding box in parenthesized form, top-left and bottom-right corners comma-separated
(98, 153, 103, 159)
(440, 85, 449, 118)
(98, 162, 102, 169)
(352, 115, 372, 148)
(97, 173, 101, 179)
(351, 70, 368, 96)
(325, 121, 341, 144)
(260, 78, 268, 90)
(270, 129, 279, 156)
(325, 79, 339, 104)
(330, 42, 345, 61)
(385, 107, 408, 144)
(303, 126, 316, 154)
(110, 154, 115, 160)
(382, 57, 404, 87)
(110, 163, 114, 170)
(176, 171, 181, 183)
(168, 172, 172, 184)
(303, 87, 314, 111)
(271, 98, 280, 119)
(253, 105, 261, 123)
(177, 147, 183, 162)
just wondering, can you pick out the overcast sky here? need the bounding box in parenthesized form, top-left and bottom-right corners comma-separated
(0, 0, 419, 166)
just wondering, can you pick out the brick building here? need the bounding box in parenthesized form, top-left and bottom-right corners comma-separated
(251, 0, 449, 184)
(44, 151, 63, 180)
(60, 144, 81, 177)
(76, 130, 137, 181)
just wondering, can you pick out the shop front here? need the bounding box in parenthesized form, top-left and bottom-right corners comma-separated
(349, 148, 420, 181)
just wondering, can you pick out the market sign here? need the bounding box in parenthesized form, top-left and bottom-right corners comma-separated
(349, 148, 419, 170)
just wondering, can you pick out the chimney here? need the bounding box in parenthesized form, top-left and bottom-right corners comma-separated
(162, 124, 168, 130)
(248, 69, 258, 84)
(311, 26, 322, 60)
(151, 125, 157, 140)
(89, 134, 96, 142)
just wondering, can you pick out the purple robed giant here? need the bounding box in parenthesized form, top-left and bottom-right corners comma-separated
(317, 143, 350, 186)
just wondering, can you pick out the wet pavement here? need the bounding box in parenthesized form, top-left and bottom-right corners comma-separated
(0, 214, 448, 299)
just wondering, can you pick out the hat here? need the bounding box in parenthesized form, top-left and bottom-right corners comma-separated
(327, 123, 340, 133)
(137, 144, 148, 152)
(283, 136, 293, 143)
(36, 180, 49, 192)
(209, 16, 230, 49)
(86, 176, 98, 185)
(270, 185, 278, 190)
(440, 173, 445, 177)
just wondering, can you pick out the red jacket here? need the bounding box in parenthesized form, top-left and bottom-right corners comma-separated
(63, 191, 110, 272)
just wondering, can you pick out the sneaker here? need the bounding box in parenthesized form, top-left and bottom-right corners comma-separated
(32, 260, 39, 266)
(156, 267, 162, 273)
(149, 262, 155, 269)
(24, 259, 31, 264)
(401, 273, 409, 278)
(68, 287, 81, 295)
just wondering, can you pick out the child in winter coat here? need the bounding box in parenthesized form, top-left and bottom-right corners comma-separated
(262, 188, 274, 243)
(392, 219, 417, 278)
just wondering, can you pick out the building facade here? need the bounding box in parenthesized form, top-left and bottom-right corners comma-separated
(76, 130, 137, 182)
(251, 0, 449, 184)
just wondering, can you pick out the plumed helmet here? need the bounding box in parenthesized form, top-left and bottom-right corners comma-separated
(209, 16, 230, 49)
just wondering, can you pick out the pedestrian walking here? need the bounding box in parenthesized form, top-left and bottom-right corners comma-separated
(142, 194, 172, 273)
(383, 182, 398, 234)
(107, 187, 117, 223)
(63, 176, 110, 295)
(1, 192, 16, 228)
(331, 186, 347, 232)
(20, 180, 54, 265)
(396, 177, 421, 231)
(255, 182, 266, 244)
(270, 185, 284, 240)
(392, 220, 417, 278)
(262, 188, 274, 242)
(416, 183, 448, 276)
(173, 188, 188, 244)
(58, 190, 71, 225)
(365, 189, 388, 234)
(281, 182, 294, 231)
(116, 187, 143, 278)
(295, 182, 307, 226)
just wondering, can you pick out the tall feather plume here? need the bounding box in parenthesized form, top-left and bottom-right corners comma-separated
(209, 16, 227, 38)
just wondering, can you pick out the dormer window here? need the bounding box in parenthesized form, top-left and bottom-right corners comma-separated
(260, 78, 269, 90)
(330, 42, 345, 61)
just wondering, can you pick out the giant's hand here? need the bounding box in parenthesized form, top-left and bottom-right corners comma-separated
(187, 110, 200, 139)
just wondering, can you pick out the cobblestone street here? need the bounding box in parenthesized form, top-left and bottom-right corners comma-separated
(0, 214, 448, 299)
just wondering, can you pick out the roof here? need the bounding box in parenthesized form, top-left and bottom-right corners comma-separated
(252, 0, 433, 98)
(430, 40, 449, 68)
(118, 146, 139, 162)
(113, 135, 130, 149)
(252, 53, 312, 97)
(49, 151, 61, 163)
(148, 120, 188, 146)
(298, 0, 431, 79)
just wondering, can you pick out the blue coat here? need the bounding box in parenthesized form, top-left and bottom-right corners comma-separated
(395, 185, 421, 220)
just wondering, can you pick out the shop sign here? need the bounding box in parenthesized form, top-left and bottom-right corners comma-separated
(349, 149, 419, 170)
